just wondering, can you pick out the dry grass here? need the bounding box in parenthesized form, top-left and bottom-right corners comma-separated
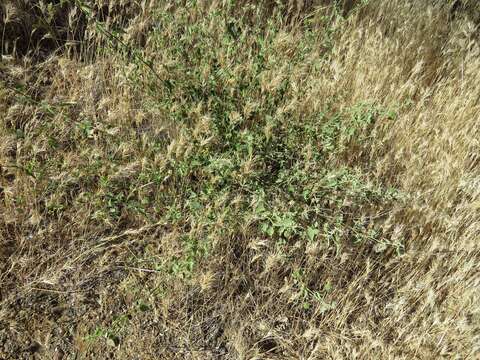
(1, 0, 479, 359)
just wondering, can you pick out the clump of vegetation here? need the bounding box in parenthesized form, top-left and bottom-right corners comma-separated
(1, 0, 479, 358)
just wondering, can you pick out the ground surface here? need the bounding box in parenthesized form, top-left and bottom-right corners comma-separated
(1, 0, 479, 359)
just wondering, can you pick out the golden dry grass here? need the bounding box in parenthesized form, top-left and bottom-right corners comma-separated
(1, 0, 479, 358)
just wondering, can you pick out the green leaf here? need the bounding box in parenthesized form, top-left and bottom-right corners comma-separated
(306, 226, 319, 241)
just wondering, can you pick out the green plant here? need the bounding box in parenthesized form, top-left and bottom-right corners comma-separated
(84, 315, 129, 347)
(292, 269, 335, 312)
